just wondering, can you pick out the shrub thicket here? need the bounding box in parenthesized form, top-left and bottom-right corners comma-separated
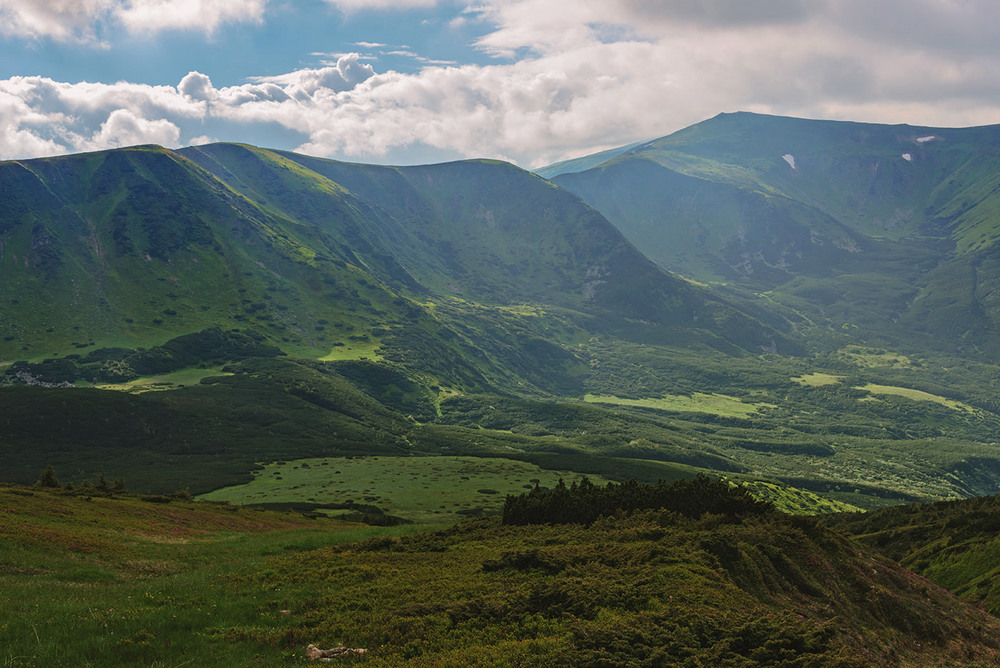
(502, 473, 772, 525)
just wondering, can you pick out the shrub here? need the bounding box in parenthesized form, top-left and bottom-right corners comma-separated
(36, 464, 60, 488)
(502, 474, 772, 526)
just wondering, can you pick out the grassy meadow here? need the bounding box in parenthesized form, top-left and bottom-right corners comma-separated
(0, 484, 424, 667)
(198, 456, 615, 524)
(582, 392, 772, 417)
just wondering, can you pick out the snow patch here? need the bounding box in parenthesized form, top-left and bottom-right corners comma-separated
(916, 135, 936, 143)
(901, 153, 912, 162)
(782, 153, 796, 169)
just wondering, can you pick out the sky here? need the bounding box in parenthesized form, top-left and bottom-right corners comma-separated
(4, 0, 1000, 168)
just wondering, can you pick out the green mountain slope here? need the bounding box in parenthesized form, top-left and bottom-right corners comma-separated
(1, 143, 797, 386)
(0, 143, 815, 496)
(0, 145, 415, 360)
(546, 112, 1000, 355)
(183, 144, 784, 339)
(825, 492, 1000, 616)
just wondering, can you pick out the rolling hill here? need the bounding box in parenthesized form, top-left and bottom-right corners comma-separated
(0, 143, 801, 495)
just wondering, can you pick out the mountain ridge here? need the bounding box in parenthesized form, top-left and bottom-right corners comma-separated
(0, 142, 792, 363)
(545, 111, 1000, 357)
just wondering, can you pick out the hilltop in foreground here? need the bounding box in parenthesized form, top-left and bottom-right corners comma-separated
(4, 480, 1000, 666)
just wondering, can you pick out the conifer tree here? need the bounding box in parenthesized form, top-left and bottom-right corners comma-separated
(35, 465, 60, 488)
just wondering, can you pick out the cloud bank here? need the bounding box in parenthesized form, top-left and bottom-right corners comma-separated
(4, 1, 1000, 166)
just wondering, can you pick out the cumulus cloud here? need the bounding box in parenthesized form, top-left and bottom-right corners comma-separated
(0, 74, 203, 159)
(250, 53, 376, 97)
(179, 71, 214, 101)
(0, 88, 68, 158)
(76, 108, 181, 151)
(6, 1, 1000, 167)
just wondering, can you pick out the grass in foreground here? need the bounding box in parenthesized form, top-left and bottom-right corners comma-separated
(0, 484, 424, 667)
(5, 481, 1000, 666)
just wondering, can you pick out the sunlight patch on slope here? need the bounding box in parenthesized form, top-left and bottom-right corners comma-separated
(583, 392, 772, 417)
(94, 367, 232, 393)
(318, 339, 384, 362)
(856, 383, 974, 413)
(198, 455, 613, 524)
(792, 373, 844, 387)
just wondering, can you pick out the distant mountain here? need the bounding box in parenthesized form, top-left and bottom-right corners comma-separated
(533, 140, 647, 179)
(544, 112, 1000, 355)
(0, 143, 791, 368)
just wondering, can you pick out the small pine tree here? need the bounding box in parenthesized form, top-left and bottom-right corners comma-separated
(36, 465, 60, 488)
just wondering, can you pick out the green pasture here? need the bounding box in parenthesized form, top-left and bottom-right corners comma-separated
(792, 372, 845, 387)
(583, 392, 772, 417)
(857, 383, 975, 412)
(198, 455, 615, 523)
(837, 346, 914, 368)
(317, 338, 384, 362)
(94, 366, 232, 392)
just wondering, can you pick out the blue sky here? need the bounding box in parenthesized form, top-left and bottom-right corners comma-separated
(14, 1, 493, 86)
(4, 1, 1000, 167)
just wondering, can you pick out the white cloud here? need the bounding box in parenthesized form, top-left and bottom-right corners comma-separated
(75, 108, 181, 151)
(0, 0, 266, 42)
(0, 74, 203, 159)
(178, 71, 214, 101)
(0, 0, 116, 43)
(0, 88, 68, 158)
(117, 0, 266, 34)
(7, 1, 1000, 167)
(0, 125, 65, 159)
(250, 53, 376, 97)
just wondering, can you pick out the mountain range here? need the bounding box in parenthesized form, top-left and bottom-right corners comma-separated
(4, 112, 1000, 512)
